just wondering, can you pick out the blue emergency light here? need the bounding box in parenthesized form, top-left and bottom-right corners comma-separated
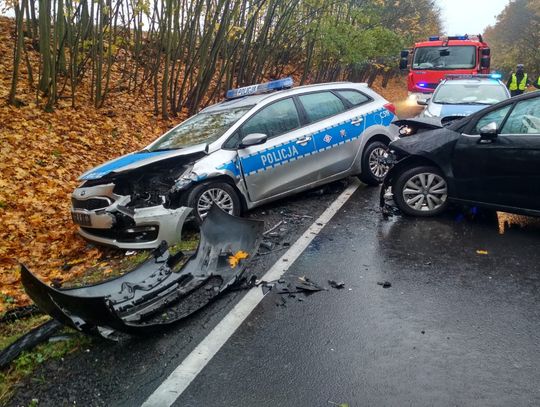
(428, 36, 439, 41)
(226, 78, 294, 100)
(418, 82, 427, 87)
(445, 74, 503, 81)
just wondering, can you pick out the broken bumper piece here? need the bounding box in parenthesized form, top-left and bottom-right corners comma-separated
(21, 206, 264, 336)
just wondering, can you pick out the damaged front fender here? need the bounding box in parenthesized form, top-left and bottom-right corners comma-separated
(21, 206, 264, 336)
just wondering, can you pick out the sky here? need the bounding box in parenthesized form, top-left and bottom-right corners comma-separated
(437, 0, 511, 35)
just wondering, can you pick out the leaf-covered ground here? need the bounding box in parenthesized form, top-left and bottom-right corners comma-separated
(0, 16, 184, 312)
(0, 16, 408, 314)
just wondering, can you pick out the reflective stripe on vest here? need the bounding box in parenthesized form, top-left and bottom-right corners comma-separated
(509, 73, 528, 91)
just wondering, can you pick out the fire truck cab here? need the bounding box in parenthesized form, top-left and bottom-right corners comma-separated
(400, 35, 491, 98)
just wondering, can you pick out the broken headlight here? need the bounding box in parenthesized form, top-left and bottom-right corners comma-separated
(171, 165, 198, 192)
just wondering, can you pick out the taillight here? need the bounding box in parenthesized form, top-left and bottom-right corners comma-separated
(384, 103, 397, 115)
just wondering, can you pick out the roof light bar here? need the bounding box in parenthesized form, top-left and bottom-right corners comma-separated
(428, 34, 482, 42)
(226, 77, 294, 100)
(445, 74, 502, 80)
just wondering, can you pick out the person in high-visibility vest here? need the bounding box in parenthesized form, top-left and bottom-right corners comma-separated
(534, 75, 540, 90)
(506, 64, 531, 97)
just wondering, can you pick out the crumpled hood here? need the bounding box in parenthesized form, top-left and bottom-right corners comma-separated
(79, 144, 207, 181)
(394, 117, 443, 130)
(389, 127, 460, 156)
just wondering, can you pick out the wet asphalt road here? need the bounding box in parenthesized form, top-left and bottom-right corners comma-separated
(173, 187, 540, 407)
(10, 183, 540, 406)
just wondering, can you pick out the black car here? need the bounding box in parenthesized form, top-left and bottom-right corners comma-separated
(382, 91, 540, 217)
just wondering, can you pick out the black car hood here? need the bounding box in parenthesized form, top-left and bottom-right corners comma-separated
(393, 118, 444, 130)
(389, 127, 460, 157)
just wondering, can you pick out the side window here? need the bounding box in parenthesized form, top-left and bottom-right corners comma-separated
(298, 92, 346, 123)
(474, 105, 512, 134)
(335, 90, 370, 106)
(241, 98, 300, 139)
(500, 98, 540, 135)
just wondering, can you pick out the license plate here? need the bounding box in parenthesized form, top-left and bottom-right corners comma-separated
(72, 212, 92, 227)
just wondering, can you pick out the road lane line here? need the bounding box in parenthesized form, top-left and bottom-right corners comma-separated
(141, 179, 361, 407)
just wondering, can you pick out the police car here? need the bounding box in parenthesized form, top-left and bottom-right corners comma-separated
(71, 79, 398, 249)
(418, 74, 510, 121)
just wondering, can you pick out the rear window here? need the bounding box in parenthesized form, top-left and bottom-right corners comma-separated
(335, 90, 370, 106)
(298, 92, 346, 123)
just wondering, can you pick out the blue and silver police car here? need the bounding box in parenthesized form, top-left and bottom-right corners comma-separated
(71, 79, 399, 249)
(418, 74, 510, 120)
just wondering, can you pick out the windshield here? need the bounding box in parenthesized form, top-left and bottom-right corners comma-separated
(433, 83, 508, 105)
(412, 46, 476, 70)
(148, 107, 252, 151)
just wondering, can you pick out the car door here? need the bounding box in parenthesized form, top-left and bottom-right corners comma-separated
(452, 96, 540, 210)
(236, 97, 318, 202)
(296, 90, 368, 180)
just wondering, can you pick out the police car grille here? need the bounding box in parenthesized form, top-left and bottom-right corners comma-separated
(72, 197, 112, 210)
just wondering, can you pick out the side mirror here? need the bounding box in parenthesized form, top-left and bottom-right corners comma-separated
(239, 133, 267, 148)
(400, 50, 409, 58)
(479, 121, 498, 141)
(417, 98, 430, 106)
(399, 58, 408, 70)
(480, 55, 490, 69)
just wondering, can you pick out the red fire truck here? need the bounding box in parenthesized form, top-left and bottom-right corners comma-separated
(400, 35, 491, 97)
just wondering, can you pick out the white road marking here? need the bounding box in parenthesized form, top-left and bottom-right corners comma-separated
(141, 179, 361, 407)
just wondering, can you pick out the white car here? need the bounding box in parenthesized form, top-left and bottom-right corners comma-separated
(71, 79, 399, 249)
(418, 74, 510, 121)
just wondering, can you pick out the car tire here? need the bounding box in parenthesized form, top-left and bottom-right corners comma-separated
(187, 182, 242, 223)
(358, 140, 389, 186)
(393, 166, 449, 217)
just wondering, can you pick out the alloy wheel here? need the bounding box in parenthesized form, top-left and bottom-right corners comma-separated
(368, 147, 389, 179)
(402, 172, 448, 212)
(197, 188, 234, 218)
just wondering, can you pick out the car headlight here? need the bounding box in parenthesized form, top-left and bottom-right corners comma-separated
(399, 125, 414, 136)
(171, 166, 197, 191)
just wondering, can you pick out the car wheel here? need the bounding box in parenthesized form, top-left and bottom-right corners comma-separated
(358, 141, 389, 186)
(187, 182, 242, 223)
(393, 166, 449, 217)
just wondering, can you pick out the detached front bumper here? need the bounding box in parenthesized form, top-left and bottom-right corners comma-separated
(71, 184, 191, 249)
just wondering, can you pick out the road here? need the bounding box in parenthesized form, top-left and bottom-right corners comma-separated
(9, 181, 540, 407)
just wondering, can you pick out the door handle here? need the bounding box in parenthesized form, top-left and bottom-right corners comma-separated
(351, 117, 364, 126)
(296, 136, 312, 145)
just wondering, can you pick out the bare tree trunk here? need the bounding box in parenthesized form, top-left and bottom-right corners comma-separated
(8, 0, 25, 106)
